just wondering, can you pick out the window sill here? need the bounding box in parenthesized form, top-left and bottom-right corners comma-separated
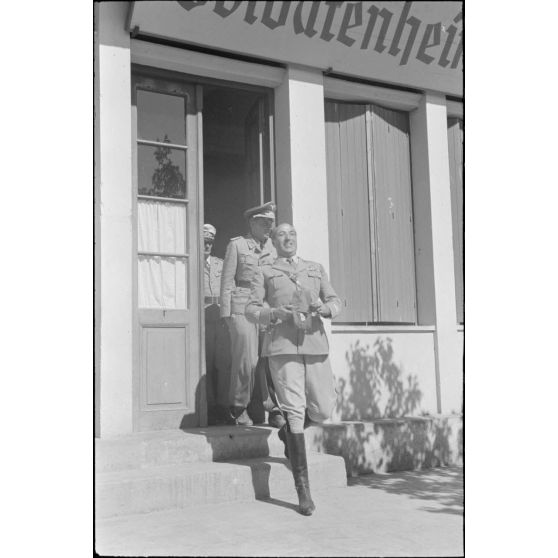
(331, 324, 436, 334)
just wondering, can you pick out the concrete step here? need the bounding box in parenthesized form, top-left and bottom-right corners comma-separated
(95, 414, 463, 476)
(96, 452, 347, 518)
(95, 426, 287, 473)
(94, 417, 461, 519)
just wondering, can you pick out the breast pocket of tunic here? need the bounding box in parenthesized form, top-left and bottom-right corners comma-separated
(305, 269, 322, 297)
(269, 273, 288, 289)
(238, 254, 258, 281)
(269, 274, 294, 304)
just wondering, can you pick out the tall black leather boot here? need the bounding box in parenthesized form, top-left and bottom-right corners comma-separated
(279, 411, 313, 459)
(286, 431, 315, 516)
(303, 409, 313, 429)
(278, 414, 289, 458)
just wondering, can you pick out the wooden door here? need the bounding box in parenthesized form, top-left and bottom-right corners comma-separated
(324, 100, 416, 324)
(132, 72, 202, 430)
(368, 104, 417, 324)
(324, 101, 374, 322)
(244, 95, 274, 207)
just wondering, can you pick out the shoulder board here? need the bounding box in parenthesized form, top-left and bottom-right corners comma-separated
(303, 260, 322, 272)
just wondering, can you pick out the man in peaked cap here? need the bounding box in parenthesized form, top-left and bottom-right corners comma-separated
(203, 223, 232, 426)
(220, 202, 285, 428)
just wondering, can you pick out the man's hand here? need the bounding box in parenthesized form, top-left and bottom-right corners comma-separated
(273, 305, 293, 321)
(309, 301, 331, 318)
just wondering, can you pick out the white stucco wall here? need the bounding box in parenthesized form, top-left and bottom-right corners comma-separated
(97, 2, 134, 437)
(274, 66, 330, 273)
(329, 330, 438, 421)
(410, 93, 462, 415)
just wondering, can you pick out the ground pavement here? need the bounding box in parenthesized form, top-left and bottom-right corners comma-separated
(96, 466, 463, 557)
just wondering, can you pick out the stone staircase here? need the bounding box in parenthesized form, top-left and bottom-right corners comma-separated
(95, 415, 462, 519)
(95, 426, 347, 518)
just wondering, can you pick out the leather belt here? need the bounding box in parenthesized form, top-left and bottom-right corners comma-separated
(204, 296, 220, 304)
(236, 281, 251, 288)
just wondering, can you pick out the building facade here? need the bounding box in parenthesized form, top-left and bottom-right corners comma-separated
(94, 1, 463, 439)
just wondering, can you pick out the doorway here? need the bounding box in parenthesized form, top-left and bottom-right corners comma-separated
(203, 84, 274, 259)
(202, 83, 275, 425)
(131, 67, 274, 431)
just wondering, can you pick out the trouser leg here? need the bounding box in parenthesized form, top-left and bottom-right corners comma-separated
(303, 354, 337, 424)
(228, 314, 258, 411)
(271, 353, 335, 455)
(267, 356, 315, 517)
(248, 333, 284, 426)
(263, 351, 286, 428)
(247, 331, 266, 424)
(268, 356, 314, 514)
(265, 359, 277, 407)
(214, 316, 231, 408)
(204, 316, 217, 414)
(247, 364, 266, 424)
(268, 355, 306, 433)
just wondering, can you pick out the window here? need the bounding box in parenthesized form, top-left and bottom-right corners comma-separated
(447, 117, 464, 324)
(325, 101, 417, 324)
(133, 76, 194, 309)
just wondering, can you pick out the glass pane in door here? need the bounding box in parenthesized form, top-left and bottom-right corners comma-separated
(137, 89, 186, 145)
(138, 199, 188, 309)
(138, 255, 188, 309)
(138, 200, 188, 253)
(138, 145, 187, 198)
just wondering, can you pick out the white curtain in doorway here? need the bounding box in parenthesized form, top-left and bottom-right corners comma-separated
(138, 200, 187, 309)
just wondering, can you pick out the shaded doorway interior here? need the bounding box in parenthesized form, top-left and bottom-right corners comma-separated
(202, 83, 274, 426)
(203, 84, 273, 258)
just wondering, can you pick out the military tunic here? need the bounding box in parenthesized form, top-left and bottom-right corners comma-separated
(220, 235, 276, 409)
(245, 257, 342, 433)
(204, 255, 231, 410)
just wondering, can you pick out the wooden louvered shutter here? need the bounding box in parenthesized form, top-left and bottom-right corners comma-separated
(447, 117, 464, 324)
(369, 105, 417, 323)
(325, 101, 374, 322)
(325, 100, 417, 324)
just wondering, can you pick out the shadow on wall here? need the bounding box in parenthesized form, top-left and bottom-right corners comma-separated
(307, 338, 462, 474)
(335, 337, 423, 420)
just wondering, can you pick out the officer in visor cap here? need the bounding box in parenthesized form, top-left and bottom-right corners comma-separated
(220, 202, 285, 428)
(203, 224, 232, 425)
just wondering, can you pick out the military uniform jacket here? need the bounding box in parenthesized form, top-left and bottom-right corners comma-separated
(220, 235, 276, 317)
(245, 258, 342, 356)
(204, 256, 223, 301)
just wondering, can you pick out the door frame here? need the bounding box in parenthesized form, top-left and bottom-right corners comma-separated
(131, 63, 276, 431)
